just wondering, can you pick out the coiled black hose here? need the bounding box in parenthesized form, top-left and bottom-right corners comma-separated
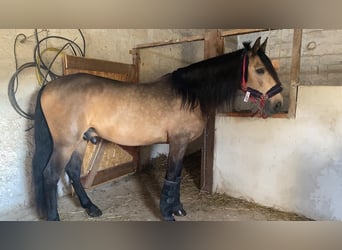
(8, 29, 86, 120)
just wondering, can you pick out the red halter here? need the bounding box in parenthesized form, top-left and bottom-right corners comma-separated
(240, 52, 282, 118)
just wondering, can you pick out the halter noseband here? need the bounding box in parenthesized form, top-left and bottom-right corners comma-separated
(240, 52, 283, 118)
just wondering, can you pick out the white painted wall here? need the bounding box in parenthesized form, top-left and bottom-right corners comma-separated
(214, 86, 342, 220)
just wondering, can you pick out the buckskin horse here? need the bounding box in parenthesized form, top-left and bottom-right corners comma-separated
(32, 37, 283, 221)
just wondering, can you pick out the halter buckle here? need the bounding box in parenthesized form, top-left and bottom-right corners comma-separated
(243, 91, 251, 102)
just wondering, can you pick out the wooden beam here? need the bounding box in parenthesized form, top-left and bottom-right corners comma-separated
(201, 30, 224, 193)
(80, 141, 139, 189)
(82, 139, 106, 189)
(220, 29, 269, 37)
(288, 29, 303, 118)
(130, 48, 140, 83)
(134, 29, 270, 51)
(134, 35, 204, 50)
(81, 162, 136, 188)
(63, 55, 134, 75)
(223, 111, 288, 118)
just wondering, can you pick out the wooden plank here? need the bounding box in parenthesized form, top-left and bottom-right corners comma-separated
(204, 29, 224, 57)
(201, 30, 224, 193)
(82, 139, 106, 189)
(81, 161, 136, 187)
(120, 145, 139, 169)
(81, 141, 139, 188)
(222, 111, 288, 119)
(64, 55, 133, 74)
(220, 29, 269, 37)
(63, 55, 136, 82)
(134, 29, 269, 50)
(134, 35, 204, 50)
(288, 29, 303, 118)
(130, 48, 140, 84)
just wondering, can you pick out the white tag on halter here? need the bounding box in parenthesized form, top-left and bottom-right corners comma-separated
(244, 91, 250, 102)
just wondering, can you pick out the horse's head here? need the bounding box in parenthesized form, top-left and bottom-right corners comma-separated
(242, 37, 284, 117)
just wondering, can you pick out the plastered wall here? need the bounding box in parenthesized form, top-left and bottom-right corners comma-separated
(214, 86, 342, 220)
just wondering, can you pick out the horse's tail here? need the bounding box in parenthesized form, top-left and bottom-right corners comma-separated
(32, 85, 52, 218)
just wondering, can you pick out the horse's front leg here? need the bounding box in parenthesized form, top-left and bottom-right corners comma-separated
(160, 138, 188, 221)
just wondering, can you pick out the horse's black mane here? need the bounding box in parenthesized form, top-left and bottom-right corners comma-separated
(170, 41, 279, 113)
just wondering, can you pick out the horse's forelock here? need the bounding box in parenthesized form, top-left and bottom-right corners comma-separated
(257, 50, 281, 84)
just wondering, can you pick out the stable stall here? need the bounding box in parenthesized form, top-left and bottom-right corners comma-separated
(1, 29, 342, 220)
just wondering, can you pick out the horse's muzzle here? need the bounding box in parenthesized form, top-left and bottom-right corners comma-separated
(264, 98, 283, 116)
(273, 101, 283, 113)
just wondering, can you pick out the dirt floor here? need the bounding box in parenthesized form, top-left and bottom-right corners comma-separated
(2, 151, 311, 221)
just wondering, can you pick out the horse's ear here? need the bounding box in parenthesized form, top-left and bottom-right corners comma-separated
(260, 37, 268, 53)
(252, 37, 261, 54)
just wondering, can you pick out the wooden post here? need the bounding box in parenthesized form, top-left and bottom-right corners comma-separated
(201, 30, 224, 193)
(131, 48, 140, 83)
(130, 48, 143, 172)
(288, 29, 303, 118)
(81, 139, 106, 188)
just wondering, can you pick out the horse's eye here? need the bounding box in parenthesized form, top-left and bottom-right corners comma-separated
(256, 68, 265, 75)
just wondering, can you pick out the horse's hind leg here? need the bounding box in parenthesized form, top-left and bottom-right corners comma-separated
(43, 147, 73, 221)
(160, 136, 188, 221)
(65, 143, 102, 217)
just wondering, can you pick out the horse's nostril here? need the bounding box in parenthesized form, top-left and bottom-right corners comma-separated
(274, 101, 282, 112)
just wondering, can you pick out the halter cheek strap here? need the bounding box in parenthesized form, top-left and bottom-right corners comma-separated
(240, 52, 283, 117)
(241, 53, 248, 92)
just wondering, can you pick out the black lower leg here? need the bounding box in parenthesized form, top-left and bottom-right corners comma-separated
(160, 177, 186, 221)
(66, 151, 102, 217)
(43, 166, 61, 221)
(160, 140, 188, 221)
(173, 177, 187, 216)
(44, 186, 60, 221)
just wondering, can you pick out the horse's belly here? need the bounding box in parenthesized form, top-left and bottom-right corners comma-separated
(98, 124, 168, 146)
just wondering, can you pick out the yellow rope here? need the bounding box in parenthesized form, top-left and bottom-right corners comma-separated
(35, 47, 67, 85)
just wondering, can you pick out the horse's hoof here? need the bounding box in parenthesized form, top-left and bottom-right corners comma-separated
(163, 216, 176, 221)
(174, 208, 187, 217)
(47, 215, 60, 221)
(86, 205, 103, 217)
